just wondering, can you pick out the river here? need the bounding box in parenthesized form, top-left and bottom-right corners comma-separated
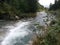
(0, 11, 54, 45)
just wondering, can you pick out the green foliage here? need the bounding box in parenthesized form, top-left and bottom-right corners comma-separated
(0, 2, 20, 20)
(45, 34, 57, 45)
(4, 0, 38, 13)
(44, 18, 60, 45)
(49, 0, 60, 10)
(0, 0, 44, 20)
(0, 2, 18, 14)
(33, 17, 60, 45)
(37, 3, 45, 12)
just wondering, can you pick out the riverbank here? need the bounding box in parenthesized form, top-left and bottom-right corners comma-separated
(0, 13, 36, 20)
(32, 11, 60, 45)
(0, 3, 37, 20)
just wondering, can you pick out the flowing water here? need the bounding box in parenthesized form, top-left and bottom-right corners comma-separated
(0, 11, 54, 45)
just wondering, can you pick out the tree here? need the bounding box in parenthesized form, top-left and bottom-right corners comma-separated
(26, 0, 38, 13)
(4, 0, 38, 13)
(49, 0, 60, 10)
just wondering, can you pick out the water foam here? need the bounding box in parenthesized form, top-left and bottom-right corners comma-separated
(1, 22, 33, 45)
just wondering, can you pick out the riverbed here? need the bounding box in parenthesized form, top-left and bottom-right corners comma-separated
(0, 11, 54, 45)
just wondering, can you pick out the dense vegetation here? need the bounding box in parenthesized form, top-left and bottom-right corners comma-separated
(32, 0, 60, 45)
(49, 0, 60, 10)
(0, 0, 44, 20)
(32, 13, 60, 45)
